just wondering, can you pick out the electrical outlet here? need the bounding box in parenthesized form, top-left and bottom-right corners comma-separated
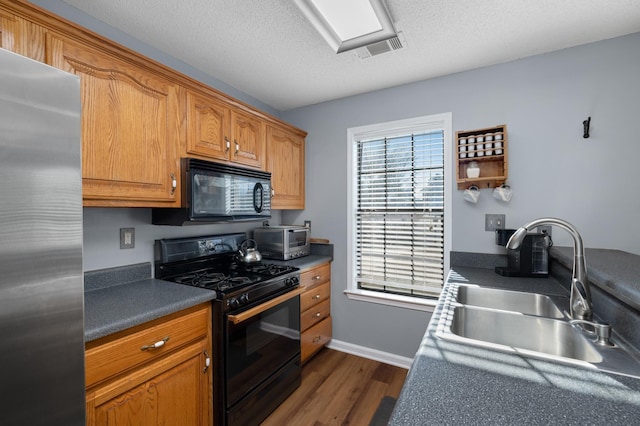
(120, 227, 135, 249)
(304, 220, 311, 229)
(485, 214, 506, 231)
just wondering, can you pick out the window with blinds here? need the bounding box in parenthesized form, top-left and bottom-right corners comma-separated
(355, 130, 445, 298)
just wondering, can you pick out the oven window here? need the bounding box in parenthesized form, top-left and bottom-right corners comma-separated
(288, 230, 307, 247)
(226, 295, 300, 407)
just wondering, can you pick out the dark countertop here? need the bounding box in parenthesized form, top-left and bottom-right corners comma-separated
(551, 246, 640, 311)
(390, 266, 640, 425)
(83, 263, 216, 342)
(266, 254, 332, 271)
(82, 249, 333, 343)
(84, 279, 216, 342)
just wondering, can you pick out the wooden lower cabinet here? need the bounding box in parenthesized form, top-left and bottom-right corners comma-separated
(300, 263, 332, 363)
(85, 304, 212, 426)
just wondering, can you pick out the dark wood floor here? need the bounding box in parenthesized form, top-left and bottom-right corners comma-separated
(261, 349, 408, 426)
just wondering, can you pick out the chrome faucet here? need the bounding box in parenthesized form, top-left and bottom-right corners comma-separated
(506, 217, 593, 321)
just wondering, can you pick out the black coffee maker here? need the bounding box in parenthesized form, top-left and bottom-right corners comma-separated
(495, 229, 551, 277)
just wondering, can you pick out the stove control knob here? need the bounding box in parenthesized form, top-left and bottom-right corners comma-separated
(285, 276, 299, 287)
(239, 294, 250, 305)
(228, 298, 240, 309)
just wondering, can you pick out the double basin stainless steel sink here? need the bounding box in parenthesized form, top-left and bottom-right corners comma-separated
(435, 284, 640, 378)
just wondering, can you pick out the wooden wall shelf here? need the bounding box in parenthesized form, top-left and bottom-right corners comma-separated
(456, 124, 508, 190)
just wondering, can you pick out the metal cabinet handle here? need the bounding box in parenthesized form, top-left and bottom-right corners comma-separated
(313, 294, 321, 300)
(312, 275, 321, 280)
(314, 312, 321, 318)
(312, 336, 322, 343)
(141, 336, 170, 351)
(170, 173, 177, 195)
(234, 140, 239, 154)
(203, 350, 210, 373)
(271, 188, 275, 198)
(225, 137, 231, 152)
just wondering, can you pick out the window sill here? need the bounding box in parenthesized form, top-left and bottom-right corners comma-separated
(344, 289, 437, 312)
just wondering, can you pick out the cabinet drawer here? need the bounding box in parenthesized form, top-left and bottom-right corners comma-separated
(301, 316, 332, 363)
(85, 304, 210, 388)
(301, 299, 330, 331)
(300, 281, 330, 312)
(300, 263, 330, 288)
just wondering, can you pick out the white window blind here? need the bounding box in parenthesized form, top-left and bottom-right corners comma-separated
(355, 130, 444, 298)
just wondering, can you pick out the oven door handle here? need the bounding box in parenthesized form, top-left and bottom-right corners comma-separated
(227, 287, 305, 325)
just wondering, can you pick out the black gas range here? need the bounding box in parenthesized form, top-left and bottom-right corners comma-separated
(155, 233, 300, 310)
(155, 233, 302, 426)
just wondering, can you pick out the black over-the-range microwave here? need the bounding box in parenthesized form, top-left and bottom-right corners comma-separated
(152, 158, 271, 226)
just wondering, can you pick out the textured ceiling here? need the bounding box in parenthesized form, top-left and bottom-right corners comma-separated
(60, 0, 640, 111)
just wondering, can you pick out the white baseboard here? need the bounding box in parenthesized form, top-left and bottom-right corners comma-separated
(326, 339, 414, 370)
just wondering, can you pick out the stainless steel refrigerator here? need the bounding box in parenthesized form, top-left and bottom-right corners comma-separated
(0, 48, 85, 424)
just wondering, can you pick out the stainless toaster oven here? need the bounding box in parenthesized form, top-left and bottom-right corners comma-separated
(253, 226, 310, 260)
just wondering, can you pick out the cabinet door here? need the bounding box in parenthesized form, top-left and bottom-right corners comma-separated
(86, 341, 210, 426)
(46, 33, 180, 206)
(0, 9, 46, 61)
(230, 109, 265, 169)
(266, 125, 305, 209)
(186, 90, 231, 161)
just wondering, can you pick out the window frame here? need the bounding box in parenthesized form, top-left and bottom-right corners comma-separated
(345, 113, 452, 311)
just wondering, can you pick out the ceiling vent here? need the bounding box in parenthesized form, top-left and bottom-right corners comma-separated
(355, 32, 405, 59)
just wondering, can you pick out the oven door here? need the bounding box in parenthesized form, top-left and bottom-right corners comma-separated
(225, 288, 302, 418)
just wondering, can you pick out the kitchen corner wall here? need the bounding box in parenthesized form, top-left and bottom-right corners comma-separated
(281, 32, 640, 358)
(32, 0, 640, 359)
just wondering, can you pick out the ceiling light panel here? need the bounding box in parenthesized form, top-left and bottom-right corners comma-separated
(295, 0, 397, 53)
(311, 0, 382, 41)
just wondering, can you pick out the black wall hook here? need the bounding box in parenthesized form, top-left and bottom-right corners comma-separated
(583, 117, 591, 138)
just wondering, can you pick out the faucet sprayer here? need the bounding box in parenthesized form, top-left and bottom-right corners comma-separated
(507, 217, 592, 321)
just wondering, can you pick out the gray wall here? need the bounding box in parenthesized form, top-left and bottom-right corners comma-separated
(82, 208, 281, 272)
(281, 33, 640, 358)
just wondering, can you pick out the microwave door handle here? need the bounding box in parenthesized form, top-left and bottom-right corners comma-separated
(253, 182, 264, 213)
(227, 287, 304, 325)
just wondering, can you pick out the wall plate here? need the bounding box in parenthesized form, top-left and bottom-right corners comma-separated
(120, 227, 135, 249)
(485, 214, 506, 231)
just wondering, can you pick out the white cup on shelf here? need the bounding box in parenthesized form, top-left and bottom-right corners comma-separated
(459, 144, 467, 158)
(476, 142, 484, 156)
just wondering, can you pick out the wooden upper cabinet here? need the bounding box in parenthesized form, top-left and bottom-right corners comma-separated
(0, 8, 46, 61)
(266, 125, 305, 209)
(46, 33, 181, 206)
(230, 109, 265, 169)
(186, 89, 266, 169)
(186, 90, 231, 162)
